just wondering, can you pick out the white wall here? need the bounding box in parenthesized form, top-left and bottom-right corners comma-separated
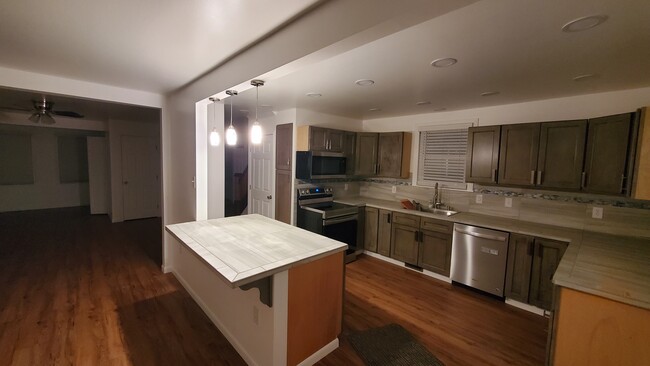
(87, 136, 110, 214)
(0, 126, 93, 212)
(363, 86, 650, 178)
(296, 108, 363, 131)
(108, 118, 161, 222)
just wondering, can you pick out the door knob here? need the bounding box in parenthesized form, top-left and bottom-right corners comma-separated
(267, 195, 272, 199)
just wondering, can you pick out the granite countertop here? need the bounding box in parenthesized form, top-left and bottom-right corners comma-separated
(165, 214, 347, 288)
(336, 196, 650, 310)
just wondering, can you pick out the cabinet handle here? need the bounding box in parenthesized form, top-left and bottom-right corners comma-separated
(491, 169, 497, 183)
(530, 170, 536, 185)
(528, 241, 534, 256)
(374, 164, 378, 174)
(620, 175, 626, 194)
(419, 231, 424, 242)
(581, 172, 587, 189)
(414, 230, 419, 241)
(328, 139, 331, 150)
(377, 164, 380, 174)
(537, 170, 543, 185)
(387, 213, 391, 224)
(287, 159, 290, 166)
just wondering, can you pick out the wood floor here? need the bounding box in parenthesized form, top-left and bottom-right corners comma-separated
(0, 208, 547, 366)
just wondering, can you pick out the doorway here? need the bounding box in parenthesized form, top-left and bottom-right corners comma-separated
(121, 135, 160, 220)
(249, 133, 274, 218)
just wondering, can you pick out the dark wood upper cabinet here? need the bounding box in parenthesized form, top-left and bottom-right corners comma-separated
(297, 126, 345, 152)
(275, 123, 293, 171)
(343, 132, 356, 176)
(363, 206, 379, 253)
(537, 120, 587, 190)
(355, 133, 379, 175)
(498, 123, 541, 186)
(309, 126, 328, 151)
(505, 233, 535, 303)
(327, 129, 344, 152)
(529, 238, 568, 310)
(377, 132, 411, 178)
(466, 126, 500, 184)
(583, 113, 637, 195)
(377, 209, 392, 257)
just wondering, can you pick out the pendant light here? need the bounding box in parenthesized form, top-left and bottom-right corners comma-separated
(225, 90, 238, 146)
(250, 79, 264, 145)
(208, 97, 220, 147)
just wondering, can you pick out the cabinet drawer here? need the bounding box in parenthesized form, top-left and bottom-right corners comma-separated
(421, 217, 452, 234)
(392, 212, 420, 228)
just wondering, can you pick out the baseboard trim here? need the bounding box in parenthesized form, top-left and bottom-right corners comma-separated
(297, 338, 339, 366)
(362, 251, 451, 284)
(505, 298, 546, 316)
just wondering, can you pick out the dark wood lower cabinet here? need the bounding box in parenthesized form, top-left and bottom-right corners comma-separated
(377, 209, 392, 257)
(390, 223, 419, 265)
(418, 229, 452, 276)
(274, 170, 292, 224)
(505, 234, 568, 310)
(363, 207, 379, 252)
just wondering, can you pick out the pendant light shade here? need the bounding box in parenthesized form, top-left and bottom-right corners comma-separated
(225, 90, 238, 146)
(250, 79, 265, 145)
(208, 97, 220, 147)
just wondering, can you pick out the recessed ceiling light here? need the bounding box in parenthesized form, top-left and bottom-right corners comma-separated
(306, 92, 322, 97)
(433, 108, 447, 112)
(416, 101, 431, 106)
(481, 91, 500, 97)
(368, 108, 381, 112)
(355, 79, 375, 86)
(573, 73, 598, 81)
(562, 15, 608, 32)
(430, 58, 458, 68)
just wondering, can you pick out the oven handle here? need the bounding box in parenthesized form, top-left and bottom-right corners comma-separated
(323, 214, 359, 226)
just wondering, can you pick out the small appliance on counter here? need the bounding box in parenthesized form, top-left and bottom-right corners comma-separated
(296, 186, 360, 262)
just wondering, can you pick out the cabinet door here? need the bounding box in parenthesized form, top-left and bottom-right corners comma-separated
(466, 126, 500, 184)
(504, 234, 534, 303)
(275, 123, 293, 171)
(584, 113, 635, 195)
(377, 209, 392, 257)
(343, 132, 356, 176)
(309, 126, 328, 151)
(377, 132, 404, 178)
(529, 238, 568, 310)
(390, 223, 419, 265)
(355, 133, 379, 175)
(275, 170, 292, 224)
(363, 207, 379, 252)
(327, 129, 344, 152)
(498, 123, 540, 186)
(418, 229, 452, 276)
(537, 120, 587, 190)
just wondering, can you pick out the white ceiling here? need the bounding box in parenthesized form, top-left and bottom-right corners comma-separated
(231, 0, 650, 120)
(0, 0, 320, 93)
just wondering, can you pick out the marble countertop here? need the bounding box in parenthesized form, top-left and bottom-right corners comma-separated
(336, 196, 650, 310)
(166, 214, 347, 288)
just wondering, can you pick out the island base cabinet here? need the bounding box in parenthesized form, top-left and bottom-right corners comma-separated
(417, 229, 452, 276)
(553, 287, 650, 365)
(504, 234, 534, 303)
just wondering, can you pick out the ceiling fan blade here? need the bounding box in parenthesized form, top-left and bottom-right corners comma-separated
(41, 112, 56, 124)
(52, 110, 84, 118)
(0, 106, 33, 112)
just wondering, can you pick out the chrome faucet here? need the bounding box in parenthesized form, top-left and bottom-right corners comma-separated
(431, 182, 442, 209)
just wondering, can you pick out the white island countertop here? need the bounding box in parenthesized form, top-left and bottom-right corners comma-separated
(166, 214, 347, 288)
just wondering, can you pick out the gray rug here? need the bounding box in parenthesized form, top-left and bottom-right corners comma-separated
(348, 324, 444, 366)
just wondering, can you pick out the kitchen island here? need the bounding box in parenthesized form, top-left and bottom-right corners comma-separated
(165, 214, 347, 366)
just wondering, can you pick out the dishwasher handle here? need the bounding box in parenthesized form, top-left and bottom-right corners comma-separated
(454, 227, 508, 242)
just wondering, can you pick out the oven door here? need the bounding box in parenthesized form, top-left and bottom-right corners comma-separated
(322, 214, 358, 250)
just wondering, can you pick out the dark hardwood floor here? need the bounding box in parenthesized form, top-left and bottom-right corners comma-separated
(0, 207, 547, 366)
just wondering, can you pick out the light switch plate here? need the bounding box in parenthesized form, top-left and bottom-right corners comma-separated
(505, 197, 513, 208)
(391, 185, 397, 193)
(592, 207, 603, 219)
(476, 194, 483, 204)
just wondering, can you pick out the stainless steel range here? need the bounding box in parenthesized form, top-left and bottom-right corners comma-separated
(296, 187, 360, 262)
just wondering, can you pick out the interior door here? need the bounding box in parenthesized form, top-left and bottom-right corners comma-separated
(250, 133, 274, 218)
(121, 135, 160, 220)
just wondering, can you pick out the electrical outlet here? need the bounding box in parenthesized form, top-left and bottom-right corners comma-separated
(592, 207, 603, 219)
(391, 185, 397, 193)
(475, 194, 483, 204)
(505, 197, 512, 208)
(344, 183, 348, 191)
(253, 306, 259, 325)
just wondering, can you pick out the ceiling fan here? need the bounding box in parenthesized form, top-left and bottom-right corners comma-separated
(1, 97, 84, 124)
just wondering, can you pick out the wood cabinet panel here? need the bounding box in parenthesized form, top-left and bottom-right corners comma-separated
(377, 132, 403, 178)
(537, 120, 587, 190)
(632, 107, 650, 200)
(529, 238, 567, 310)
(420, 217, 452, 234)
(504, 234, 534, 303)
(343, 132, 356, 176)
(392, 212, 421, 228)
(466, 126, 500, 184)
(498, 123, 541, 186)
(418, 229, 452, 276)
(275, 123, 293, 171)
(377, 209, 392, 257)
(355, 133, 379, 175)
(309, 126, 329, 151)
(274, 169, 292, 224)
(390, 223, 419, 265)
(363, 207, 379, 252)
(584, 113, 636, 195)
(328, 129, 344, 152)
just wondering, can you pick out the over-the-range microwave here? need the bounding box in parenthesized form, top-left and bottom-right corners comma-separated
(296, 151, 347, 179)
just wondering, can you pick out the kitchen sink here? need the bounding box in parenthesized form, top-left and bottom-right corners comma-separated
(417, 207, 458, 216)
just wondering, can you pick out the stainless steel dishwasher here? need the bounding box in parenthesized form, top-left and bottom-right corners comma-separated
(451, 224, 510, 297)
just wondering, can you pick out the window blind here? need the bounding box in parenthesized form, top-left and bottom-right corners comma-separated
(417, 128, 468, 187)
